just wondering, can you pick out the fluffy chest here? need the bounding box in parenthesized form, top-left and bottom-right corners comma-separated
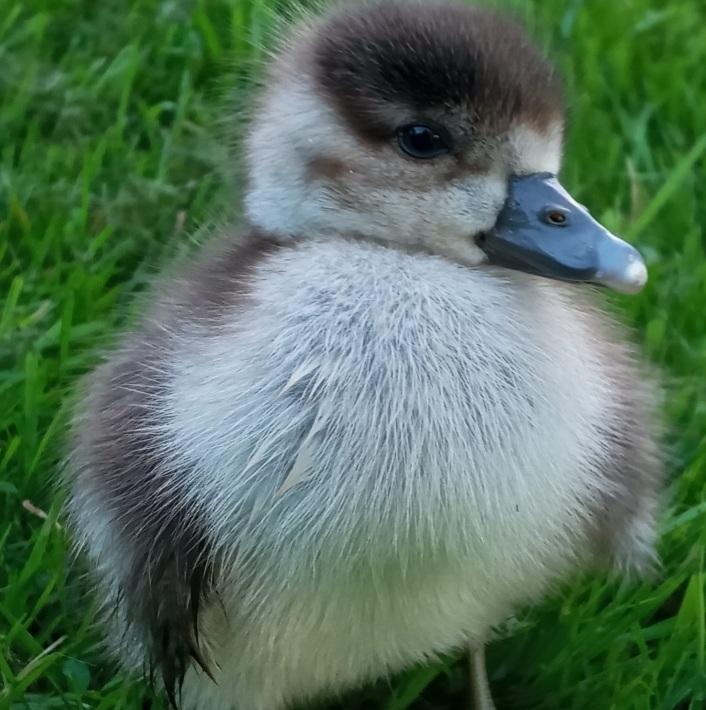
(165, 240, 620, 704)
(168, 240, 612, 572)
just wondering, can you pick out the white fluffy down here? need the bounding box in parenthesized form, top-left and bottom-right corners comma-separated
(91, 239, 637, 710)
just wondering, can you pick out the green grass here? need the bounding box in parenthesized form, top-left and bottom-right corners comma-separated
(1, 0, 705, 708)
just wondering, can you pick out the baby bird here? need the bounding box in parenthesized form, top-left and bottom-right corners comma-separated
(66, 2, 662, 709)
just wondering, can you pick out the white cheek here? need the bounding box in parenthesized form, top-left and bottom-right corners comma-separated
(452, 176, 507, 231)
(245, 78, 355, 237)
(354, 175, 504, 266)
(425, 177, 507, 265)
(509, 123, 563, 175)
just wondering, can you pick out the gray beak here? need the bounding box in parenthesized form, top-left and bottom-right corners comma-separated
(479, 173, 647, 294)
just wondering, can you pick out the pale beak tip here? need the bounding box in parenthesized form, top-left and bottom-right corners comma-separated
(625, 258, 648, 292)
(595, 253, 648, 295)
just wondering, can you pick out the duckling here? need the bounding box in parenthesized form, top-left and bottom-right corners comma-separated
(65, 2, 662, 709)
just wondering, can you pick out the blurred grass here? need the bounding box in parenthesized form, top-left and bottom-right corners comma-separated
(1, 0, 705, 708)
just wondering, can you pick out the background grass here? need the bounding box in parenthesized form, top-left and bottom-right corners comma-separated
(1, 0, 705, 708)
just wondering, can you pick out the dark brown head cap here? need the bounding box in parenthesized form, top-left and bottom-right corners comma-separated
(310, 1, 563, 140)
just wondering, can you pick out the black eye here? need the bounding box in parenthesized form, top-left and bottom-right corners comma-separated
(397, 124, 451, 159)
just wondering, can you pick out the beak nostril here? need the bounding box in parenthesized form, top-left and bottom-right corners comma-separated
(540, 206, 570, 227)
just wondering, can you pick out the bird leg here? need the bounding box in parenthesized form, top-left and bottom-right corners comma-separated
(469, 645, 496, 710)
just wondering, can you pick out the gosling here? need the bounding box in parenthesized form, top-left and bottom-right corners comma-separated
(66, 3, 662, 709)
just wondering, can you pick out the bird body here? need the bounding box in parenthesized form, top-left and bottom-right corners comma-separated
(66, 3, 662, 709)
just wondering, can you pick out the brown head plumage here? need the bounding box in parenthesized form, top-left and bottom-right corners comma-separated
(310, 2, 563, 141)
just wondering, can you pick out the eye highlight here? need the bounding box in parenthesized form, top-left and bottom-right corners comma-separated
(396, 124, 451, 159)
